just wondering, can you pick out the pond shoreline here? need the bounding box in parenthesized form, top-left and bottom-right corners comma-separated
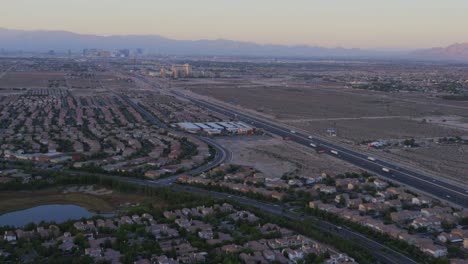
(0, 189, 116, 215)
(0, 204, 115, 227)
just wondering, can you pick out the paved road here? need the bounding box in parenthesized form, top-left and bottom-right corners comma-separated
(113, 78, 417, 262)
(0, 63, 17, 79)
(118, 94, 231, 186)
(120, 94, 167, 128)
(54, 171, 413, 263)
(171, 90, 468, 208)
(142, 136, 231, 186)
(171, 185, 417, 264)
(0, 86, 416, 263)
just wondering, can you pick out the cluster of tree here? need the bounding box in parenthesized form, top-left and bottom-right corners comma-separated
(241, 205, 378, 264)
(305, 207, 456, 264)
(177, 137, 198, 161)
(403, 138, 418, 147)
(56, 139, 75, 153)
(72, 165, 145, 179)
(441, 95, 468, 101)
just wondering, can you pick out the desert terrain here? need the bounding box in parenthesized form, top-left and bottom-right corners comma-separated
(215, 135, 360, 179)
(186, 78, 468, 183)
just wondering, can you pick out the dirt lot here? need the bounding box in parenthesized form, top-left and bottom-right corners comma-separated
(98, 73, 137, 90)
(380, 144, 468, 184)
(215, 135, 360, 179)
(188, 84, 468, 120)
(288, 118, 465, 143)
(188, 81, 468, 184)
(0, 72, 66, 88)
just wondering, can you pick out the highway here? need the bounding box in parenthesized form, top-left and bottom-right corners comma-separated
(171, 90, 468, 208)
(118, 94, 231, 186)
(81, 88, 418, 263)
(61, 169, 415, 263)
(169, 185, 417, 264)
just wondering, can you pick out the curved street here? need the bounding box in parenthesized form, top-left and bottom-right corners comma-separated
(122, 91, 419, 264)
(171, 90, 468, 208)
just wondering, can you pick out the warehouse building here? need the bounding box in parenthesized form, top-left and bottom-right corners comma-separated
(175, 121, 255, 135)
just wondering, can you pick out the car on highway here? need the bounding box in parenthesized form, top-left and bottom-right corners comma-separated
(367, 156, 376, 161)
(308, 135, 313, 139)
(330, 150, 339, 155)
(382, 167, 390, 173)
(290, 130, 296, 134)
(310, 143, 317, 148)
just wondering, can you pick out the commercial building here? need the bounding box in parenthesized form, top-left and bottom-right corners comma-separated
(175, 122, 255, 135)
(172, 64, 192, 78)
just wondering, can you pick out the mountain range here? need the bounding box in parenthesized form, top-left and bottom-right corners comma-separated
(0, 28, 393, 58)
(0, 28, 467, 61)
(412, 43, 468, 61)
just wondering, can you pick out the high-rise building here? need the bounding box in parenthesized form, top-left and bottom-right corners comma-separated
(171, 64, 192, 78)
(119, 49, 131, 58)
(82, 49, 111, 57)
(183, 63, 192, 76)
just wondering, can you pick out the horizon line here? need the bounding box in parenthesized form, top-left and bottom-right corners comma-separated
(0, 27, 427, 52)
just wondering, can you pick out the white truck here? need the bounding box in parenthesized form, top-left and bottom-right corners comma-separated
(367, 156, 376, 161)
(308, 136, 313, 139)
(382, 167, 390, 173)
(331, 150, 339, 155)
(290, 130, 296, 134)
(310, 143, 317, 148)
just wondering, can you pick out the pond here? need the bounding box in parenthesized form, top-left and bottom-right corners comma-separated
(0, 204, 114, 227)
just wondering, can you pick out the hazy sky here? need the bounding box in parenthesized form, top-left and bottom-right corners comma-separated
(1, 0, 468, 49)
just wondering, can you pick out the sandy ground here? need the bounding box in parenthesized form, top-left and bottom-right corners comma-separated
(189, 85, 468, 120)
(415, 115, 468, 132)
(215, 135, 359, 178)
(188, 81, 468, 184)
(0, 72, 66, 88)
(287, 118, 465, 143)
(63, 185, 113, 195)
(380, 144, 468, 184)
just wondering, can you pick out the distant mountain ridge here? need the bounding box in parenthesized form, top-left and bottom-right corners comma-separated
(0, 28, 467, 61)
(0, 28, 389, 58)
(411, 43, 468, 61)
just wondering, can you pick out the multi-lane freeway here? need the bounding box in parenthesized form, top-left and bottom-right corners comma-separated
(171, 90, 468, 208)
(118, 93, 231, 186)
(172, 185, 418, 264)
(112, 87, 418, 263)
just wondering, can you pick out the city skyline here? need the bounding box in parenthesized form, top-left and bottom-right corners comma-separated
(1, 1, 468, 262)
(1, 0, 468, 50)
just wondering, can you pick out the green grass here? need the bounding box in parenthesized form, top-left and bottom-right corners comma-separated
(0, 187, 160, 215)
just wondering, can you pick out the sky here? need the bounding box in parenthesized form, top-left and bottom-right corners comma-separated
(1, 0, 468, 50)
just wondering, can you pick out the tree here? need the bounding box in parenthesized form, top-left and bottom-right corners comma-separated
(73, 233, 87, 249)
(403, 138, 416, 147)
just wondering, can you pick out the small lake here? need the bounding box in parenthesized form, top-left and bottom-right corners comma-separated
(0, 204, 114, 227)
